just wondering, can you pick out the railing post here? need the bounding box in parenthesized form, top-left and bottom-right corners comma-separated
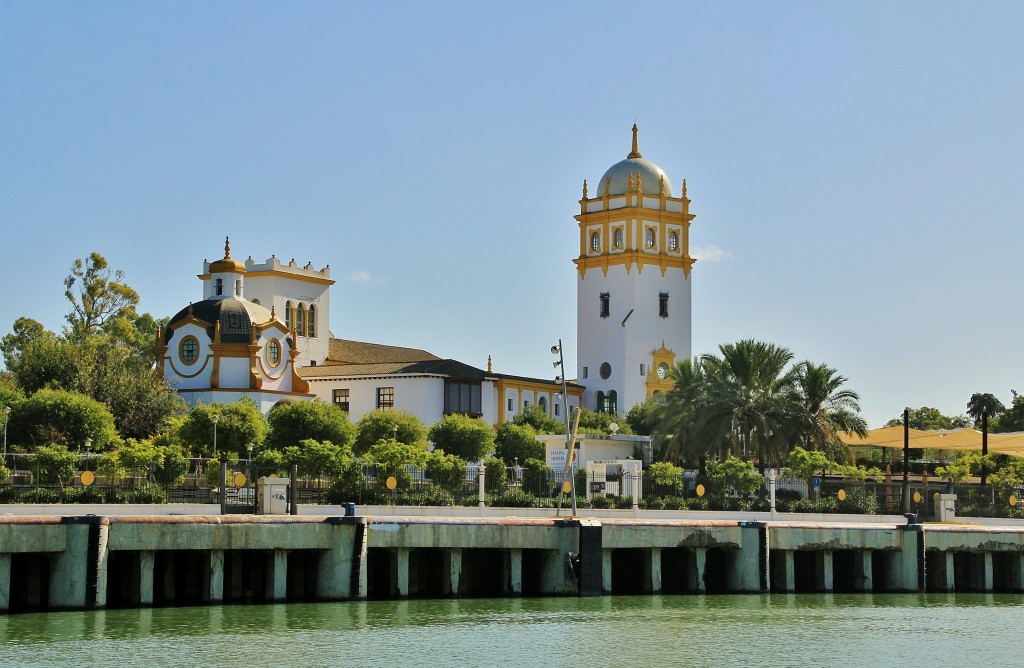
(478, 464, 486, 511)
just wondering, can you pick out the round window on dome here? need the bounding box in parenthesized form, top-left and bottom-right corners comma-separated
(179, 335, 200, 366)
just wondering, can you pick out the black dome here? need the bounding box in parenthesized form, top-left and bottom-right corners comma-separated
(165, 298, 275, 344)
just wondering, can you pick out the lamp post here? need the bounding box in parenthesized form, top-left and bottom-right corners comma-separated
(2, 405, 10, 461)
(551, 340, 577, 515)
(212, 414, 220, 457)
(902, 407, 911, 514)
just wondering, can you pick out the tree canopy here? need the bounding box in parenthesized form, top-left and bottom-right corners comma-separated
(178, 399, 268, 456)
(427, 414, 495, 462)
(353, 409, 427, 455)
(265, 400, 356, 450)
(884, 407, 971, 431)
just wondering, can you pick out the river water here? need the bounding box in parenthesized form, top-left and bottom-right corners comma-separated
(1, 594, 1020, 667)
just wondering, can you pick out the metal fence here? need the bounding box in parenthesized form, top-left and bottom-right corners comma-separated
(1, 453, 1021, 518)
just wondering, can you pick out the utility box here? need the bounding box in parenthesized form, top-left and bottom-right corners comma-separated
(935, 493, 957, 522)
(258, 477, 290, 515)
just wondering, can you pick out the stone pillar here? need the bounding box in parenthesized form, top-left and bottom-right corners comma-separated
(856, 551, 873, 592)
(782, 550, 795, 593)
(509, 549, 523, 595)
(396, 548, 410, 598)
(820, 551, 834, 592)
(982, 552, 994, 593)
(649, 548, 662, 594)
(601, 549, 613, 594)
(272, 549, 288, 601)
(0, 553, 10, 612)
(692, 548, 707, 593)
(445, 548, 462, 596)
(139, 551, 155, 606)
(943, 552, 955, 592)
(209, 550, 225, 602)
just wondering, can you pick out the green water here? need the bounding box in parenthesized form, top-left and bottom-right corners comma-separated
(1, 594, 1021, 667)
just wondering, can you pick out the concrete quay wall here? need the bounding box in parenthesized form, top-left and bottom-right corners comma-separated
(0, 514, 1022, 613)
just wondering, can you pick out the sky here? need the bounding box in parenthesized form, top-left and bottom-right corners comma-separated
(2, 2, 1022, 428)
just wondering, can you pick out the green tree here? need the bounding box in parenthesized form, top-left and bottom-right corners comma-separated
(884, 407, 971, 430)
(63, 252, 140, 341)
(265, 400, 356, 450)
(791, 361, 867, 463)
(1, 321, 81, 395)
(494, 422, 543, 463)
(425, 450, 469, 492)
(646, 461, 684, 494)
(280, 439, 353, 476)
(993, 391, 1024, 433)
(353, 409, 427, 455)
(625, 400, 658, 436)
(785, 446, 834, 480)
(10, 388, 119, 451)
(178, 399, 268, 456)
(365, 439, 430, 491)
(966, 393, 1006, 427)
(653, 358, 711, 464)
(428, 414, 496, 461)
(512, 404, 563, 434)
(708, 456, 764, 497)
(936, 452, 993, 484)
(33, 444, 80, 488)
(577, 408, 634, 435)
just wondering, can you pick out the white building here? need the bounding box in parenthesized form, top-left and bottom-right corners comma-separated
(574, 125, 695, 414)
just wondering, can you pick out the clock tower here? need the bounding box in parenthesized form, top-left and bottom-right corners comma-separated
(574, 126, 695, 414)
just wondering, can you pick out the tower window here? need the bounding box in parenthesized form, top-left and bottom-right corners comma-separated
(377, 387, 395, 410)
(640, 364, 645, 376)
(333, 388, 350, 411)
(599, 292, 609, 318)
(538, 396, 547, 413)
(669, 231, 678, 251)
(508, 398, 514, 412)
(646, 228, 655, 249)
(285, 301, 293, 330)
(296, 305, 306, 337)
(614, 228, 623, 248)
(659, 292, 669, 318)
(554, 403, 560, 417)
(582, 367, 588, 379)
(234, 279, 242, 297)
(600, 362, 612, 380)
(308, 305, 317, 338)
(590, 232, 600, 252)
(215, 278, 223, 296)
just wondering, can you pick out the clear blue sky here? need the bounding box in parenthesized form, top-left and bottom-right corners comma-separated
(2, 2, 1022, 428)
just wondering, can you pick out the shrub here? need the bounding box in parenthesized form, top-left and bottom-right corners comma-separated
(708, 457, 763, 498)
(483, 456, 507, 493)
(426, 450, 468, 493)
(419, 484, 455, 507)
(492, 489, 539, 508)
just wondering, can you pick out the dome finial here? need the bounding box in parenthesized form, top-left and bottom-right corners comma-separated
(628, 123, 642, 159)
(224, 236, 231, 258)
(582, 179, 588, 199)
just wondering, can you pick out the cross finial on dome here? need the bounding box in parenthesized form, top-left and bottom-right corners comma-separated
(628, 123, 642, 159)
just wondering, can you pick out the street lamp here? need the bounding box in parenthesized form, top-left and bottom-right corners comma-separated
(212, 414, 220, 457)
(551, 340, 577, 515)
(246, 442, 254, 463)
(83, 437, 92, 453)
(2, 405, 10, 460)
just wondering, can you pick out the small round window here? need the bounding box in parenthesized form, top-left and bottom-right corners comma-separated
(179, 335, 199, 366)
(266, 339, 282, 367)
(590, 232, 600, 252)
(668, 231, 678, 251)
(599, 362, 612, 380)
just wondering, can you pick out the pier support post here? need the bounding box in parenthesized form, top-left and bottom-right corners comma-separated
(272, 549, 288, 601)
(856, 551, 873, 592)
(943, 552, 955, 592)
(820, 551, 834, 592)
(209, 550, 225, 602)
(396, 548, 410, 598)
(601, 549, 612, 594)
(0, 553, 10, 612)
(782, 550, 795, 593)
(444, 548, 462, 596)
(691, 548, 707, 593)
(648, 548, 662, 594)
(139, 551, 155, 606)
(509, 549, 523, 594)
(1016, 554, 1024, 593)
(982, 552, 994, 592)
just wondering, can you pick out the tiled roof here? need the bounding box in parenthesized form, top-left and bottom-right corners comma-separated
(298, 357, 489, 379)
(326, 339, 439, 365)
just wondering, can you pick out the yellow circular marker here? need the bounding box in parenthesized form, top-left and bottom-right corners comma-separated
(696, 484, 705, 497)
(1009, 494, 1018, 506)
(913, 491, 922, 503)
(562, 480, 572, 494)
(386, 476, 398, 491)
(837, 489, 847, 501)
(268, 473, 279, 479)
(233, 472, 247, 488)
(80, 471, 95, 487)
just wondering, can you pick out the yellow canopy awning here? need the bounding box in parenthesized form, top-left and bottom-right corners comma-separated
(840, 427, 1024, 457)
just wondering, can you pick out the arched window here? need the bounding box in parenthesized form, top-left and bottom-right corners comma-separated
(608, 390, 618, 415)
(668, 231, 678, 251)
(285, 301, 293, 330)
(614, 228, 623, 248)
(590, 232, 600, 252)
(646, 228, 655, 248)
(538, 396, 547, 414)
(215, 278, 223, 296)
(308, 305, 316, 337)
(595, 391, 605, 412)
(296, 305, 306, 337)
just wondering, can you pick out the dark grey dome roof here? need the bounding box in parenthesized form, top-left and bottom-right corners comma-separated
(165, 298, 275, 344)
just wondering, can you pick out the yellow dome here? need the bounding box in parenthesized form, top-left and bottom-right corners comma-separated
(209, 237, 246, 274)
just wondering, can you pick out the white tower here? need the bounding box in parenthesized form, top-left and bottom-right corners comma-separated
(575, 126, 695, 414)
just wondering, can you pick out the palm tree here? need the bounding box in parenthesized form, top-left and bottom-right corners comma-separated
(792, 361, 868, 463)
(695, 340, 801, 471)
(966, 393, 1005, 428)
(653, 357, 710, 464)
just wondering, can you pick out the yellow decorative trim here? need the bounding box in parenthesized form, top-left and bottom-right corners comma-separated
(165, 355, 212, 379)
(196, 270, 335, 286)
(646, 342, 677, 399)
(175, 387, 314, 398)
(265, 338, 283, 369)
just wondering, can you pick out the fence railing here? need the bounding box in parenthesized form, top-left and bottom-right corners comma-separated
(1, 453, 1022, 518)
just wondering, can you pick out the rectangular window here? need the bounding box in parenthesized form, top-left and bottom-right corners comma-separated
(640, 364, 645, 376)
(332, 389, 350, 412)
(376, 387, 394, 410)
(554, 404, 560, 417)
(582, 367, 588, 379)
(599, 292, 610, 318)
(659, 292, 669, 318)
(445, 380, 482, 416)
(507, 398, 514, 412)
(524, 400, 530, 409)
